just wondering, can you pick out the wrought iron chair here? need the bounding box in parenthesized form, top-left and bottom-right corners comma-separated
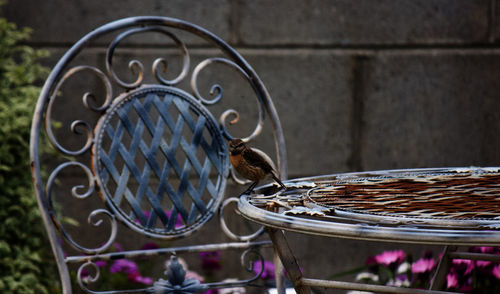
(30, 16, 286, 293)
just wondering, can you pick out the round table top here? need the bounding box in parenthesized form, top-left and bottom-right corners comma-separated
(237, 167, 500, 245)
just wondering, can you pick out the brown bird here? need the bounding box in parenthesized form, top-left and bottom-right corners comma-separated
(229, 138, 285, 195)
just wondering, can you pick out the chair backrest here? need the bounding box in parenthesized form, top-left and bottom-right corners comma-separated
(30, 16, 286, 293)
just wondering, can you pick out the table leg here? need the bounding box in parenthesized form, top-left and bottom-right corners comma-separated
(267, 228, 312, 294)
(273, 247, 286, 294)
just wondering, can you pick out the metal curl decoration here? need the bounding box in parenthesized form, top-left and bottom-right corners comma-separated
(240, 248, 265, 275)
(46, 162, 118, 255)
(191, 57, 265, 142)
(219, 197, 264, 241)
(77, 262, 101, 293)
(45, 66, 112, 156)
(106, 26, 189, 89)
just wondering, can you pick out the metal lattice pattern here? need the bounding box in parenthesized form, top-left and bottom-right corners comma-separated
(308, 171, 500, 219)
(93, 86, 228, 237)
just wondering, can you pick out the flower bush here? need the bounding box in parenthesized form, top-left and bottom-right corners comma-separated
(0, 1, 54, 293)
(347, 246, 500, 293)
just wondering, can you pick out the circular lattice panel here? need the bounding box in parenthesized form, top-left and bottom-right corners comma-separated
(92, 85, 228, 238)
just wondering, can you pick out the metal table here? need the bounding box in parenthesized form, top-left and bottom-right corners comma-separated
(238, 167, 500, 293)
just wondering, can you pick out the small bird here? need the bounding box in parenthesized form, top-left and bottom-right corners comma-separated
(229, 138, 285, 195)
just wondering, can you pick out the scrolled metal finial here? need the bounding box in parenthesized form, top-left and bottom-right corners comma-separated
(152, 256, 208, 294)
(107, 26, 189, 89)
(45, 66, 112, 156)
(46, 162, 118, 255)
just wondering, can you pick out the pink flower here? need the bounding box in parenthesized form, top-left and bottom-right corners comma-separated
(476, 260, 491, 268)
(473, 246, 496, 254)
(411, 258, 436, 274)
(446, 272, 459, 289)
(493, 264, 500, 279)
(452, 259, 474, 275)
(127, 272, 153, 285)
(374, 250, 406, 266)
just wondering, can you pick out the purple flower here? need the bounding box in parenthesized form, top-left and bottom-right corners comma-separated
(493, 264, 500, 279)
(252, 260, 275, 280)
(95, 260, 107, 268)
(109, 259, 154, 285)
(200, 251, 222, 271)
(136, 210, 184, 228)
(374, 250, 406, 266)
(79, 268, 89, 279)
(446, 272, 459, 289)
(140, 242, 159, 251)
(411, 258, 436, 274)
(113, 242, 124, 252)
(165, 210, 184, 228)
(110, 259, 139, 274)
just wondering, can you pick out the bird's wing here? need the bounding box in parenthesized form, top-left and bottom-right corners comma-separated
(243, 148, 275, 173)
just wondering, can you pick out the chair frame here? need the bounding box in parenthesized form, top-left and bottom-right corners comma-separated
(30, 16, 287, 293)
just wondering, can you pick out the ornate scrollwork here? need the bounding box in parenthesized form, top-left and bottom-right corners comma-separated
(106, 26, 189, 89)
(77, 262, 100, 293)
(191, 57, 265, 142)
(240, 248, 265, 277)
(45, 66, 112, 156)
(219, 197, 264, 241)
(46, 162, 117, 255)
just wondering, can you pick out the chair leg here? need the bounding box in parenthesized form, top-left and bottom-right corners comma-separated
(430, 245, 457, 290)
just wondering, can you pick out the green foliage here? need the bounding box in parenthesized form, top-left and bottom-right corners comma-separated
(0, 8, 58, 294)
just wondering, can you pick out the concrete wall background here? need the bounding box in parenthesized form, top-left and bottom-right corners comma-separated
(5, 0, 500, 175)
(5, 0, 500, 292)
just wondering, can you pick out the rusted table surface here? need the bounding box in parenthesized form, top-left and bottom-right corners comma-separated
(238, 167, 500, 245)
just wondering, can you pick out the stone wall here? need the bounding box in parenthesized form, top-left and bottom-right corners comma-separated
(4, 0, 500, 292)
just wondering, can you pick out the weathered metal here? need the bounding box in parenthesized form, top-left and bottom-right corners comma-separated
(238, 167, 500, 293)
(30, 16, 287, 293)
